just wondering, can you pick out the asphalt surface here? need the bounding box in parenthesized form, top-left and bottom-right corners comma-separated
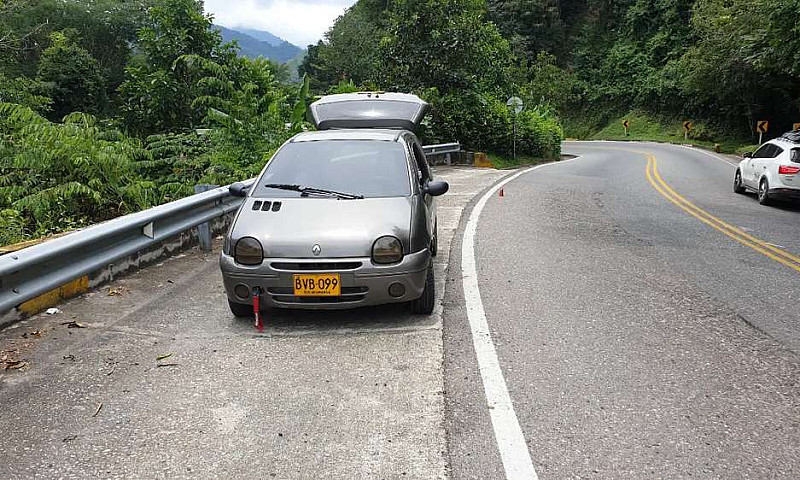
(444, 141, 800, 478)
(0, 166, 507, 479)
(3, 142, 800, 479)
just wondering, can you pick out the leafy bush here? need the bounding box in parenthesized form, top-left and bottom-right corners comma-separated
(0, 103, 156, 238)
(423, 90, 562, 159)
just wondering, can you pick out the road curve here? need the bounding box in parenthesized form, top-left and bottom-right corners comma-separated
(444, 141, 800, 479)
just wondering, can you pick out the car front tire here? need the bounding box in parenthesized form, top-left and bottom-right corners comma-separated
(228, 299, 254, 317)
(734, 170, 746, 194)
(410, 265, 435, 315)
(758, 178, 772, 205)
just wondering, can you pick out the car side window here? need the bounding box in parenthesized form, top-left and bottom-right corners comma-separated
(411, 142, 431, 184)
(752, 144, 773, 158)
(771, 145, 784, 158)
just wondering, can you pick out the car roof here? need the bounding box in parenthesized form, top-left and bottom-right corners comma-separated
(290, 129, 405, 143)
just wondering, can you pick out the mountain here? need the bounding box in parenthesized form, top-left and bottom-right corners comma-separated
(214, 25, 303, 64)
(236, 28, 284, 47)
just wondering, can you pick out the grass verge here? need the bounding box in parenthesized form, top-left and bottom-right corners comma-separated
(486, 152, 554, 169)
(567, 110, 758, 155)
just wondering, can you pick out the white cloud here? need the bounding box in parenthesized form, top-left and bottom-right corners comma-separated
(205, 0, 356, 47)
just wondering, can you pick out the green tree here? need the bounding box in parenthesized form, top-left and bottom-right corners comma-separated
(0, 103, 155, 240)
(488, 0, 568, 61)
(381, 0, 513, 95)
(36, 30, 107, 120)
(118, 0, 233, 136)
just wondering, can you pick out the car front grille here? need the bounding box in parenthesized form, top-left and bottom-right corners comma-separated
(267, 285, 369, 304)
(270, 262, 363, 271)
(267, 286, 368, 295)
(270, 295, 367, 304)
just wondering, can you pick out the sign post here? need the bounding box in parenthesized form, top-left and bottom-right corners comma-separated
(506, 96, 524, 161)
(756, 120, 769, 145)
(622, 119, 630, 136)
(683, 121, 693, 141)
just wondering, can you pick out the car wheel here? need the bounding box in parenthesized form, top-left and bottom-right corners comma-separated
(734, 170, 746, 194)
(228, 299, 254, 317)
(758, 178, 772, 205)
(411, 265, 435, 315)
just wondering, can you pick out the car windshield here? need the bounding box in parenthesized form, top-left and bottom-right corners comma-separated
(253, 140, 411, 199)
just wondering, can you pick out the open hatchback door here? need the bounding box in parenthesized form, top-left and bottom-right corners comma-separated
(309, 92, 429, 132)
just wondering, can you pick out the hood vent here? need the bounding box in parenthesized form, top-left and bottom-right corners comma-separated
(251, 201, 281, 212)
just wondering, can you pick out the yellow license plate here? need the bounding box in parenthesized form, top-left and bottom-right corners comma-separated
(293, 273, 341, 297)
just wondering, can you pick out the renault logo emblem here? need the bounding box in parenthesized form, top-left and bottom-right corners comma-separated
(312, 244, 321, 256)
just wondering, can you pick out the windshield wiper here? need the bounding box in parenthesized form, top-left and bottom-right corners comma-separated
(263, 184, 364, 200)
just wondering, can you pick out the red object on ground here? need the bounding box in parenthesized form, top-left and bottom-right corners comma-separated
(253, 292, 263, 332)
(499, 188, 505, 197)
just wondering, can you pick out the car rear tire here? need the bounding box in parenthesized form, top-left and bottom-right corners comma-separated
(411, 265, 435, 315)
(228, 299, 254, 317)
(734, 170, 746, 194)
(758, 178, 772, 205)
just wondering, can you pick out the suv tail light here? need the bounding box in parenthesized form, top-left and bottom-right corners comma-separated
(778, 165, 800, 175)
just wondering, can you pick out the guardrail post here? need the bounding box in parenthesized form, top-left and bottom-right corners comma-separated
(194, 184, 217, 252)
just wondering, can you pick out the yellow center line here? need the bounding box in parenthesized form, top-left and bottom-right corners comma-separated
(644, 155, 800, 274)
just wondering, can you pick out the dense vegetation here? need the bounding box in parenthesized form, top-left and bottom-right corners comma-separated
(303, 0, 800, 145)
(5, 0, 797, 245)
(300, 0, 564, 158)
(0, 0, 308, 245)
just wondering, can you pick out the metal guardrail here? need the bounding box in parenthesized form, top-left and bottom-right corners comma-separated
(422, 143, 460, 156)
(0, 179, 256, 314)
(0, 143, 461, 315)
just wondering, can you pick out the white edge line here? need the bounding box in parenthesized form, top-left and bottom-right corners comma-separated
(565, 139, 739, 168)
(675, 144, 738, 168)
(461, 157, 581, 480)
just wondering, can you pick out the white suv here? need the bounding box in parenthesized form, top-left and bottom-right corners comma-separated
(734, 132, 800, 205)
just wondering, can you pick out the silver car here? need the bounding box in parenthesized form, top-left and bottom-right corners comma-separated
(220, 93, 449, 317)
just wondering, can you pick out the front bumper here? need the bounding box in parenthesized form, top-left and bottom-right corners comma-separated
(220, 250, 431, 310)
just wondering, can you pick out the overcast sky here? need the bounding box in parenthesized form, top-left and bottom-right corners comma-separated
(205, 0, 357, 48)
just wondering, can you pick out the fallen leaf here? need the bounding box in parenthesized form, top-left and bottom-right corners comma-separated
(45, 308, 61, 315)
(61, 321, 86, 329)
(156, 353, 172, 361)
(107, 286, 128, 296)
(63, 435, 77, 443)
(63, 355, 76, 362)
(156, 363, 179, 368)
(31, 330, 43, 337)
(4, 360, 28, 370)
(93, 403, 103, 417)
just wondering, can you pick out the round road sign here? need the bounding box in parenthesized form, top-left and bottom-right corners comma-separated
(506, 96, 523, 115)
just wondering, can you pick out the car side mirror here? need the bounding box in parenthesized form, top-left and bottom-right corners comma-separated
(229, 182, 249, 197)
(742, 151, 753, 158)
(423, 180, 449, 197)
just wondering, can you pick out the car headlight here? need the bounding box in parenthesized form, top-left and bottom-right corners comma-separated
(235, 237, 264, 265)
(372, 236, 403, 264)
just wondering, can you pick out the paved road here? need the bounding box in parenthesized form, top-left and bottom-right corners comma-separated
(3, 142, 800, 479)
(445, 142, 800, 478)
(0, 166, 506, 479)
